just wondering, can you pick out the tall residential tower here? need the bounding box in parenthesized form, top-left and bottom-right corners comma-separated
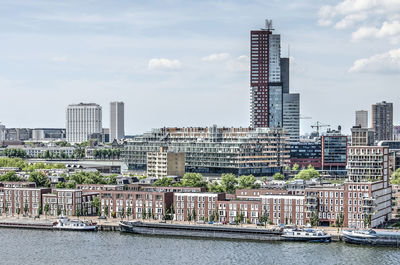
(110, 101, 125, 141)
(250, 19, 282, 128)
(372, 101, 393, 141)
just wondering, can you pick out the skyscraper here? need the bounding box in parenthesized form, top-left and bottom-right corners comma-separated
(66, 103, 102, 143)
(355, 110, 368, 128)
(110, 101, 125, 141)
(250, 20, 282, 128)
(372, 101, 393, 141)
(283, 93, 300, 142)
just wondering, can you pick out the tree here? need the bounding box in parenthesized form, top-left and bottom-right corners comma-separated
(187, 212, 192, 223)
(24, 203, 29, 216)
(215, 210, 220, 223)
(181, 173, 207, 188)
(142, 208, 147, 220)
(310, 211, 319, 227)
(192, 209, 197, 222)
(55, 182, 66, 189)
(237, 211, 244, 225)
(57, 206, 62, 216)
(364, 213, 372, 228)
(259, 211, 269, 228)
(294, 166, 320, 181)
(28, 172, 50, 187)
(0, 171, 23, 182)
(169, 205, 175, 223)
(111, 211, 117, 218)
(2, 148, 27, 158)
(153, 177, 173, 187)
(121, 208, 125, 220)
(238, 175, 258, 189)
(75, 207, 81, 219)
(208, 181, 224, 193)
(104, 206, 109, 217)
(292, 164, 300, 172)
(336, 212, 344, 233)
(17, 208, 20, 218)
(91, 197, 101, 216)
(273, 173, 285, 181)
(391, 168, 400, 184)
(5, 206, 9, 217)
(127, 207, 132, 220)
(44, 203, 50, 218)
(221, 173, 238, 193)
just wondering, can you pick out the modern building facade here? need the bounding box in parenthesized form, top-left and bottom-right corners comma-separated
(351, 126, 374, 146)
(31, 128, 66, 141)
(290, 141, 322, 168)
(321, 130, 348, 176)
(147, 147, 185, 178)
(66, 103, 102, 143)
(123, 126, 290, 176)
(110, 101, 125, 141)
(250, 20, 282, 128)
(372, 101, 393, 141)
(355, 110, 368, 128)
(283, 93, 300, 142)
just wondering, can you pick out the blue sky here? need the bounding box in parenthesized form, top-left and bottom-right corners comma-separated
(0, 0, 399, 135)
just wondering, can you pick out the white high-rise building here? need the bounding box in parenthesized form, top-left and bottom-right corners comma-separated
(283, 93, 300, 142)
(110, 101, 124, 141)
(66, 103, 102, 143)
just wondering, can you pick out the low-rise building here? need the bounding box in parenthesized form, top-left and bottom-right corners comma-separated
(3, 187, 51, 216)
(147, 147, 185, 178)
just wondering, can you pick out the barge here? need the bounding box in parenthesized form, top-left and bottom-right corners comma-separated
(281, 228, 331, 243)
(343, 229, 400, 247)
(120, 221, 282, 241)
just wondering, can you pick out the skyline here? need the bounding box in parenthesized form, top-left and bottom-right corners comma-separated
(1, 0, 400, 135)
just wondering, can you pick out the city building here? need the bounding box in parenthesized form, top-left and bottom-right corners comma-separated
(3, 128, 31, 141)
(110, 101, 125, 141)
(42, 189, 83, 216)
(146, 147, 185, 179)
(355, 110, 368, 128)
(283, 93, 300, 142)
(261, 194, 306, 226)
(347, 146, 389, 183)
(250, 20, 282, 128)
(289, 141, 322, 168)
(98, 190, 174, 219)
(372, 101, 393, 141)
(394, 125, 400, 141)
(2, 187, 51, 216)
(66, 103, 102, 143)
(0, 123, 5, 141)
(31, 128, 66, 141)
(321, 130, 348, 176)
(351, 126, 374, 146)
(123, 126, 290, 176)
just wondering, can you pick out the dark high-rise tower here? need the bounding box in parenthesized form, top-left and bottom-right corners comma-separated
(250, 20, 282, 128)
(372, 101, 393, 141)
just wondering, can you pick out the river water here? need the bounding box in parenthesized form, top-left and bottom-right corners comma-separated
(0, 229, 399, 265)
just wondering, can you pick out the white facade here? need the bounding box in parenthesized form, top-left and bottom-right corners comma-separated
(66, 103, 102, 143)
(0, 124, 5, 141)
(110, 101, 124, 141)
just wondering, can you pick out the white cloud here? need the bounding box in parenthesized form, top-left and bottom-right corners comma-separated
(349, 48, 400, 73)
(334, 13, 367, 29)
(227, 55, 249, 72)
(352, 20, 400, 40)
(51, 55, 68, 62)
(148, 58, 181, 71)
(202, 52, 230, 62)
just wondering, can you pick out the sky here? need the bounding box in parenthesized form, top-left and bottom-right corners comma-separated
(0, 0, 399, 135)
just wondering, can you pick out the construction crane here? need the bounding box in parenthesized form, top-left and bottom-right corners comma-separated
(311, 121, 330, 135)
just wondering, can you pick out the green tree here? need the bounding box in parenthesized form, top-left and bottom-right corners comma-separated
(192, 209, 197, 222)
(5, 206, 9, 217)
(91, 197, 101, 216)
(44, 203, 50, 217)
(127, 207, 132, 220)
(273, 173, 285, 181)
(111, 211, 117, 218)
(336, 212, 344, 233)
(294, 166, 320, 180)
(104, 206, 109, 217)
(237, 211, 244, 225)
(187, 212, 192, 223)
(75, 207, 81, 219)
(153, 177, 173, 187)
(57, 206, 62, 216)
(24, 203, 29, 215)
(28, 172, 50, 187)
(142, 208, 147, 220)
(181, 173, 207, 188)
(292, 164, 300, 172)
(364, 213, 372, 228)
(391, 168, 400, 184)
(55, 182, 66, 189)
(208, 181, 224, 192)
(259, 211, 269, 228)
(16, 208, 21, 218)
(0, 171, 23, 182)
(310, 211, 319, 227)
(238, 175, 258, 189)
(221, 173, 238, 193)
(121, 208, 125, 220)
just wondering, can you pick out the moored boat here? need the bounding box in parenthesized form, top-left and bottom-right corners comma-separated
(53, 216, 98, 231)
(343, 229, 400, 247)
(281, 228, 331, 243)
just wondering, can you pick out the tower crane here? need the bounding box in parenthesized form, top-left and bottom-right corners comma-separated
(311, 121, 330, 136)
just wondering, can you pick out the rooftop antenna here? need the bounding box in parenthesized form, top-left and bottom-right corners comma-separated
(265, 19, 274, 31)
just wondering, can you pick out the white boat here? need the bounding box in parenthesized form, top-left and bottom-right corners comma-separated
(53, 216, 98, 231)
(343, 229, 400, 247)
(281, 228, 331, 242)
